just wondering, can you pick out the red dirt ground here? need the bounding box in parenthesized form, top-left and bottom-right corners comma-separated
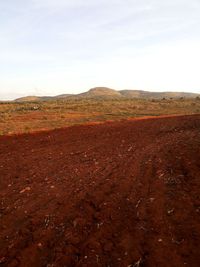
(0, 115, 200, 267)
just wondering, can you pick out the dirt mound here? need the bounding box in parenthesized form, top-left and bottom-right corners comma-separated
(0, 115, 200, 267)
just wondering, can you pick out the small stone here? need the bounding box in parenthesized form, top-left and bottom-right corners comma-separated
(0, 257, 6, 264)
(158, 239, 163, 242)
(20, 187, 31, 193)
(167, 209, 174, 215)
(73, 220, 77, 227)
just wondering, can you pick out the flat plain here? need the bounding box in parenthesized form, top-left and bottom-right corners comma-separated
(0, 97, 200, 135)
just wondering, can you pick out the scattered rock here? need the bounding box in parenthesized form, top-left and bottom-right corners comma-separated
(0, 257, 6, 264)
(20, 187, 31, 194)
(135, 199, 141, 208)
(167, 209, 174, 215)
(128, 257, 142, 267)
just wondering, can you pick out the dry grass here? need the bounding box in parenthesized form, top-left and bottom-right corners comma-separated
(0, 97, 200, 135)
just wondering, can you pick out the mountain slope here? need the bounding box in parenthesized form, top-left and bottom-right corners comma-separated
(120, 90, 200, 99)
(15, 94, 74, 102)
(14, 87, 200, 102)
(76, 87, 122, 98)
(15, 96, 53, 102)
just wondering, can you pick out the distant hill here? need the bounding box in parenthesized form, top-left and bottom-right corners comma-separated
(15, 94, 73, 102)
(76, 87, 122, 98)
(14, 87, 200, 102)
(15, 96, 53, 102)
(54, 94, 74, 99)
(119, 90, 200, 99)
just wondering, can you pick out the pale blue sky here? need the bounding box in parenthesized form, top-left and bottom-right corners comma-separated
(0, 0, 200, 99)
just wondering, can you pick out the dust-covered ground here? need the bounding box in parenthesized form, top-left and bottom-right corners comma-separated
(0, 115, 200, 267)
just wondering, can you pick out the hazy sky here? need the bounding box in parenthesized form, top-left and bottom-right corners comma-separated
(0, 0, 200, 99)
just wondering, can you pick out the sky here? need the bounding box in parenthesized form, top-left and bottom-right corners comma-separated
(0, 0, 200, 100)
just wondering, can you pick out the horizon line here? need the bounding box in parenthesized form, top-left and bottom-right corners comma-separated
(1, 86, 200, 101)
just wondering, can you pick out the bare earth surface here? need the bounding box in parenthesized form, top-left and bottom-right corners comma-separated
(0, 115, 200, 267)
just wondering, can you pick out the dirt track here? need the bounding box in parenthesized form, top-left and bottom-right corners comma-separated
(0, 115, 200, 267)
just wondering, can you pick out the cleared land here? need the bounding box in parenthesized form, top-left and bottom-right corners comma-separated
(0, 98, 200, 135)
(0, 115, 200, 267)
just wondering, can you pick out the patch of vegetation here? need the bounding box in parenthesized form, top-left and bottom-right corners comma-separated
(0, 98, 199, 135)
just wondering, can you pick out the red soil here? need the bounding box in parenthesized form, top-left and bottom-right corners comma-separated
(0, 115, 200, 267)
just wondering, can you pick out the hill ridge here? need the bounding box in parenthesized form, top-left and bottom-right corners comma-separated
(14, 87, 200, 102)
